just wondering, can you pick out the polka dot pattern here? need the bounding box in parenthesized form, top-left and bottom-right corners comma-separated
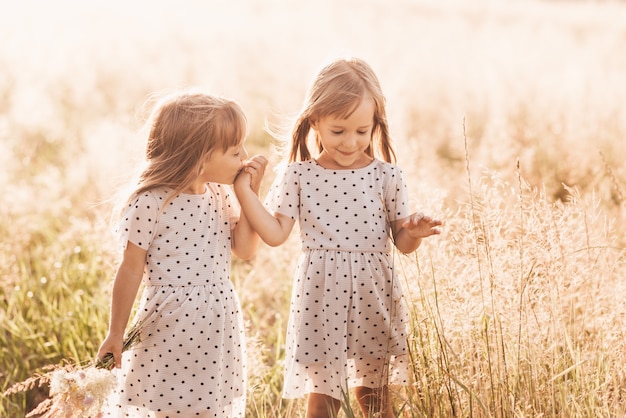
(265, 159, 411, 400)
(106, 185, 246, 417)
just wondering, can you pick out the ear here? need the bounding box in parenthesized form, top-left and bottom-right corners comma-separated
(197, 160, 206, 176)
(309, 117, 318, 130)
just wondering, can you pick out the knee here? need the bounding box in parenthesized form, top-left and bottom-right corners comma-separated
(307, 393, 341, 418)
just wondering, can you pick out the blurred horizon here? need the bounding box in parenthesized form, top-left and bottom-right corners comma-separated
(2, 0, 625, 208)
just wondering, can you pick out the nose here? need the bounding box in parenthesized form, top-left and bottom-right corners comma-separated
(241, 146, 249, 161)
(344, 133, 358, 148)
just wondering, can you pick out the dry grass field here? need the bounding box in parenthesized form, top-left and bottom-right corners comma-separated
(1, 0, 625, 416)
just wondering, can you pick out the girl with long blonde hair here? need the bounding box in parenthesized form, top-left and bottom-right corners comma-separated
(98, 91, 267, 417)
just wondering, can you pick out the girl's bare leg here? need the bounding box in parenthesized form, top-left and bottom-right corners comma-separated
(306, 393, 341, 418)
(354, 386, 394, 418)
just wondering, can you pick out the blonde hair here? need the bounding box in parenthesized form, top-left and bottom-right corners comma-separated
(121, 91, 247, 212)
(288, 57, 396, 163)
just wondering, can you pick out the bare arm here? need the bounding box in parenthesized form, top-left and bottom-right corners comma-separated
(233, 166, 295, 247)
(391, 212, 442, 254)
(97, 241, 146, 368)
(231, 155, 268, 259)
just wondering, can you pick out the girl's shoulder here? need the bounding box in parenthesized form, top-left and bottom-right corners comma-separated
(372, 158, 401, 170)
(372, 159, 405, 176)
(207, 183, 235, 201)
(127, 187, 170, 211)
(285, 159, 315, 170)
(129, 188, 159, 204)
(274, 159, 314, 177)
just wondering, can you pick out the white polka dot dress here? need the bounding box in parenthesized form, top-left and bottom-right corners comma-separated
(105, 184, 246, 417)
(266, 159, 411, 400)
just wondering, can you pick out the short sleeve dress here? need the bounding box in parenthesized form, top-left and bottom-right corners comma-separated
(104, 184, 246, 418)
(266, 159, 411, 400)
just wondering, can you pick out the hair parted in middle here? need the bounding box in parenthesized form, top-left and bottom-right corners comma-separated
(124, 91, 247, 210)
(288, 57, 396, 164)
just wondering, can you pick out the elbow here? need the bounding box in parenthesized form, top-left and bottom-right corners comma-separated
(394, 244, 412, 255)
(259, 231, 288, 247)
(263, 237, 285, 247)
(237, 248, 256, 261)
(233, 249, 255, 261)
(395, 239, 422, 255)
(256, 219, 291, 247)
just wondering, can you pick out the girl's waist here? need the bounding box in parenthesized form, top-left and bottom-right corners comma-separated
(143, 278, 231, 287)
(302, 245, 392, 254)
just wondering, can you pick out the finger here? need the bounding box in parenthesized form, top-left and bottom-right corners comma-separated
(244, 162, 261, 172)
(252, 157, 269, 170)
(429, 218, 443, 227)
(96, 348, 108, 362)
(246, 155, 268, 166)
(252, 155, 268, 165)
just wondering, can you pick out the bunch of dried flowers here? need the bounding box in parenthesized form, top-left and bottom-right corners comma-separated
(4, 321, 143, 418)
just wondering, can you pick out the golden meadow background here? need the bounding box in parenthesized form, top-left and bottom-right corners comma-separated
(1, 0, 626, 416)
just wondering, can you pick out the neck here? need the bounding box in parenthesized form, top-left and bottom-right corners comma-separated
(182, 183, 206, 194)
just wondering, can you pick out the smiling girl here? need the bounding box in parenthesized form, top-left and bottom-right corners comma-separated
(234, 58, 442, 417)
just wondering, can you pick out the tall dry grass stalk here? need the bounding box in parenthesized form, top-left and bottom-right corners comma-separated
(389, 124, 626, 417)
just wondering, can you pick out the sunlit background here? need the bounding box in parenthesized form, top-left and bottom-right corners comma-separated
(2, 0, 626, 416)
(2, 0, 625, 199)
(3, 2, 624, 166)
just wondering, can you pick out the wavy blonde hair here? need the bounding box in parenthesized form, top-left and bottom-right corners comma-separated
(288, 57, 396, 164)
(119, 91, 247, 214)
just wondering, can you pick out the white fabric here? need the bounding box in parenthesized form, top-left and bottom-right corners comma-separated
(104, 184, 246, 417)
(266, 159, 411, 400)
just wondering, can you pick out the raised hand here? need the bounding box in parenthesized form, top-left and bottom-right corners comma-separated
(401, 212, 442, 239)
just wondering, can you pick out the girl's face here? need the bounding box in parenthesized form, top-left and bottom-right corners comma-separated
(312, 97, 374, 170)
(200, 141, 248, 185)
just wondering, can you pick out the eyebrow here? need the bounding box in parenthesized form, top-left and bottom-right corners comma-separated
(328, 123, 372, 130)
